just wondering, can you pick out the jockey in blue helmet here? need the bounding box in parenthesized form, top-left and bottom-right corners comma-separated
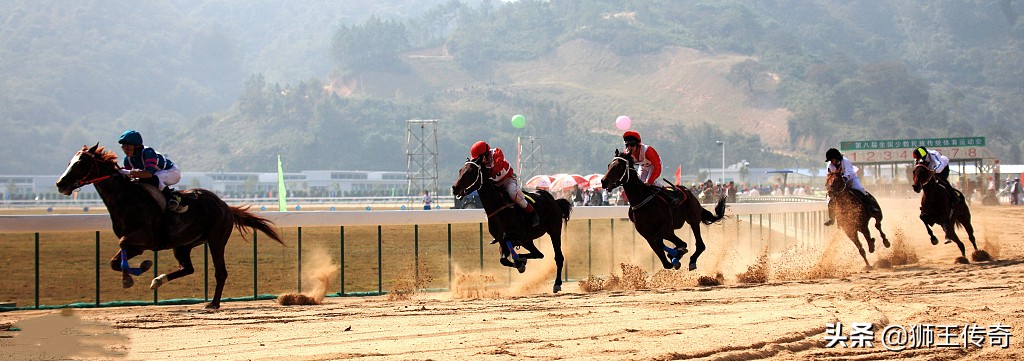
(118, 130, 188, 212)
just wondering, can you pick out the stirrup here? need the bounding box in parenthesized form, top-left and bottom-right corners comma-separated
(167, 197, 188, 213)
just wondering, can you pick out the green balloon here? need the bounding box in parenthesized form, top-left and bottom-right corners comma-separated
(511, 114, 526, 129)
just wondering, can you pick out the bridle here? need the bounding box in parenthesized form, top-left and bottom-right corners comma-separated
(827, 173, 850, 196)
(605, 156, 634, 190)
(67, 151, 118, 191)
(454, 160, 484, 199)
(913, 163, 935, 187)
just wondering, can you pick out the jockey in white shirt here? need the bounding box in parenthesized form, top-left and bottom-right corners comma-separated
(824, 148, 880, 226)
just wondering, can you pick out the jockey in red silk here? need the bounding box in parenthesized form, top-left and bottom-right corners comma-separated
(471, 141, 539, 226)
(622, 130, 662, 185)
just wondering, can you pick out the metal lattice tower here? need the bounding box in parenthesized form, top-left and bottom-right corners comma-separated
(406, 119, 438, 198)
(518, 136, 543, 180)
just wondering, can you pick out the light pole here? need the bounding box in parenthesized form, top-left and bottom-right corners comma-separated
(715, 141, 725, 184)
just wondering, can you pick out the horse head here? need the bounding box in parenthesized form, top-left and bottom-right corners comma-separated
(825, 172, 849, 197)
(452, 156, 485, 199)
(911, 163, 933, 193)
(56, 144, 121, 195)
(600, 149, 635, 190)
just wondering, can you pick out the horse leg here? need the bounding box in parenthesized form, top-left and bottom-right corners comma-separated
(110, 247, 150, 288)
(662, 233, 687, 269)
(873, 213, 890, 248)
(943, 225, 969, 263)
(920, 213, 939, 245)
(547, 229, 566, 293)
(206, 237, 229, 310)
(858, 220, 876, 254)
(686, 223, 706, 271)
(645, 237, 674, 269)
(152, 246, 196, 290)
(845, 227, 871, 269)
(960, 211, 979, 252)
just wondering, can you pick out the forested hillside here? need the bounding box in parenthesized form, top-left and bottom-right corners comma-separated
(3, 0, 1023, 184)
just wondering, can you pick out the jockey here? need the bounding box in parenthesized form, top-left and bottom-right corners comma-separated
(118, 130, 188, 213)
(622, 130, 662, 185)
(912, 146, 950, 182)
(824, 148, 879, 226)
(470, 141, 539, 227)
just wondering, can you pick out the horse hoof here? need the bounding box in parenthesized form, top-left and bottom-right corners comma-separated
(516, 260, 527, 273)
(688, 263, 697, 271)
(138, 260, 153, 273)
(553, 284, 561, 293)
(150, 274, 168, 290)
(883, 239, 891, 248)
(672, 259, 681, 270)
(930, 238, 939, 245)
(204, 302, 220, 310)
(122, 276, 134, 289)
(868, 241, 876, 253)
(954, 257, 970, 264)
(971, 250, 992, 262)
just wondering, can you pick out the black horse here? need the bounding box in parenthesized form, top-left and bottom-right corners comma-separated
(600, 150, 726, 271)
(56, 144, 284, 309)
(451, 156, 573, 293)
(911, 163, 985, 263)
(826, 173, 890, 268)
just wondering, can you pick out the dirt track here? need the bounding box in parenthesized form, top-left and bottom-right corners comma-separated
(2, 198, 1023, 360)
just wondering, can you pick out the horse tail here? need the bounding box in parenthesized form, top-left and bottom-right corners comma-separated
(555, 198, 573, 224)
(230, 206, 284, 245)
(700, 196, 727, 225)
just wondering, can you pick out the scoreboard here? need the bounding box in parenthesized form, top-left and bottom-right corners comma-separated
(840, 137, 991, 164)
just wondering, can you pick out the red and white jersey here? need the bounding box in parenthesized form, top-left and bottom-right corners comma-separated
(485, 148, 514, 182)
(629, 144, 662, 185)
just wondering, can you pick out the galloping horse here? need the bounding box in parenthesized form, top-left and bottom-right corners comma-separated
(56, 144, 284, 309)
(451, 156, 573, 293)
(911, 163, 983, 263)
(826, 173, 890, 268)
(600, 150, 726, 271)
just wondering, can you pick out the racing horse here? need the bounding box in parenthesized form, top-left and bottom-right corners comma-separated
(56, 144, 284, 309)
(826, 173, 890, 268)
(911, 163, 986, 263)
(451, 156, 573, 293)
(600, 149, 726, 271)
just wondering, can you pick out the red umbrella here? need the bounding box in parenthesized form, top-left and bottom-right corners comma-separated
(551, 174, 590, 191)
(585, 174, 604, 190)
(524, 175, 555, 190)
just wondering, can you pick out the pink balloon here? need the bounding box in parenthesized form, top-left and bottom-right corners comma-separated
(615, 116, 631, 130)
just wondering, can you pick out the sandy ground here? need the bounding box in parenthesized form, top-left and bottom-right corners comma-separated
(2, 198, 1023, 360)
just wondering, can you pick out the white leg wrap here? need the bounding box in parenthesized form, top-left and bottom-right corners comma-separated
(150, 274, 169, 290)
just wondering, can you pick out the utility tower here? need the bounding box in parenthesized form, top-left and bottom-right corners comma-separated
(518, 136, 543, 180)
(406, 119, 439, 200)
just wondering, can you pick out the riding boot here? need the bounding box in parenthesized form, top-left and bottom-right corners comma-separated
(525, 203, 540, 227)
(162, 187, 188, 213)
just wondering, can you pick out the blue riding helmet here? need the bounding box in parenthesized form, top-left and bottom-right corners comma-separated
(118, 130, 143, 146)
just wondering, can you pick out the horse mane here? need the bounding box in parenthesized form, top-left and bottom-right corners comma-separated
(82, 144, 119, 163)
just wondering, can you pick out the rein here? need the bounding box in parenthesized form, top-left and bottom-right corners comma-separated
(458, 161, 484, 197)
(914, 164, 935, 187)
(70, 152, 118, 190)
(610, 156, 659, 210)
(459, 160, 515, 218)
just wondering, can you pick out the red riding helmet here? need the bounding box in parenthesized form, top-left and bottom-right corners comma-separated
(623, 130, 641, 144)
(470, 141, 490, 159)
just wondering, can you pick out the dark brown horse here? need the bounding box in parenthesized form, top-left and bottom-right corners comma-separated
(600, 150, 726, 271)
(56, 144, 284, 309)
(911, 163, 987, 263)
(825, 173, 890, 268)
(451, 156, 573, 293)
